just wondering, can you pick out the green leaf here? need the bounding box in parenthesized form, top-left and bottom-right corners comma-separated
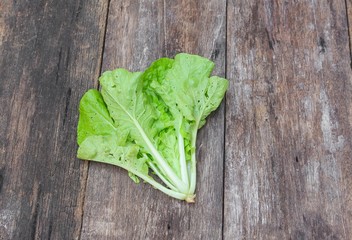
(163, 53, 228, 127)
(78, 135, 187, 200)
(78, 135, 149, 178)
(77, 89, 117, 145)
(146, 53, 228, 194)
(76, 53, 228, 202)
(99, 68, 188, 193)
(99, 69, 156, 147)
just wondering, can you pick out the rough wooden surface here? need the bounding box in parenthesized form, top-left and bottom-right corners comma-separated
(225, 0, 352, 239)
(0, 1, 108, 239)
(80, 0, 226, 239)
(1, 0, 352, 239)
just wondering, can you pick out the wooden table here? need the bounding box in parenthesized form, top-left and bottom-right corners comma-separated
(1, 1, 352, 239)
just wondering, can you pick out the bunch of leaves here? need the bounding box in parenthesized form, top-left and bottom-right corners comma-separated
(77, 53, 228, 202)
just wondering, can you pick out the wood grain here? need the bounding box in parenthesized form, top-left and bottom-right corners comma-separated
(225, 0, 352, 239)
(80, 0, 226, 239)
(0, 1, 108, 239)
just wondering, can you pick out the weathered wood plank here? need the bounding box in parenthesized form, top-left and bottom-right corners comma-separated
(225, 0, 352, 239)
(0, 1, 108, 239)
(81, 0, 226, 239)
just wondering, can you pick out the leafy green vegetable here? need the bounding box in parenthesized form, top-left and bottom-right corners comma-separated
(77, 53, 228, 202)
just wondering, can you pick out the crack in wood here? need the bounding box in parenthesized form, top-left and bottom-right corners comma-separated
(345, 0, 352, 69)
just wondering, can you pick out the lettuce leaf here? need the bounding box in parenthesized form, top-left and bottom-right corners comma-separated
(77, 53, 228, 202)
